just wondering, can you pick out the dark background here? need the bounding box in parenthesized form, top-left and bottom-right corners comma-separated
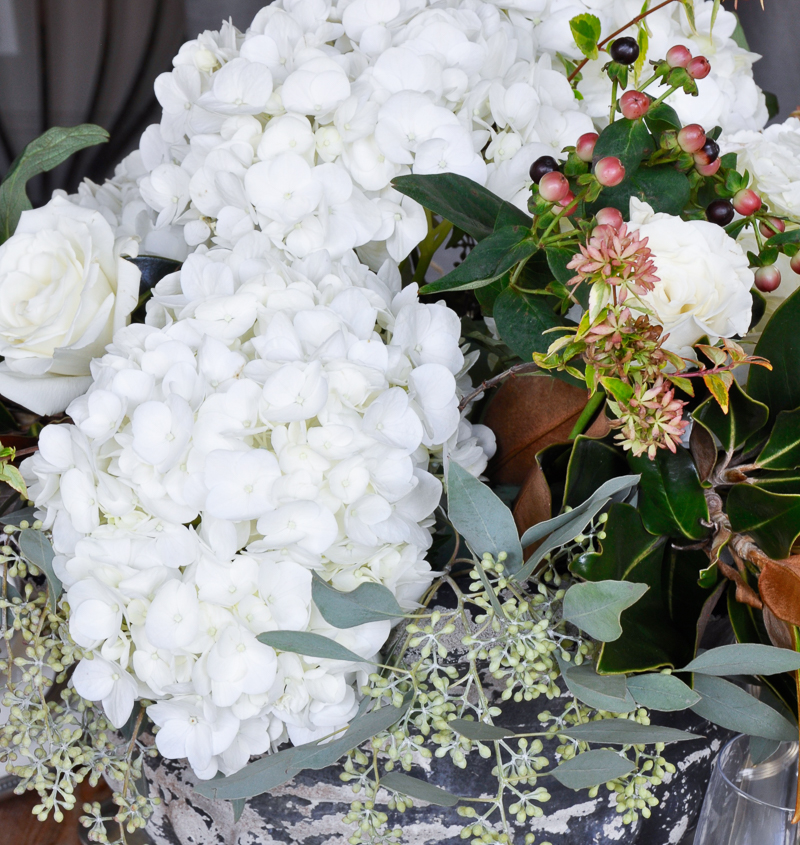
(0, 0, 796, 202)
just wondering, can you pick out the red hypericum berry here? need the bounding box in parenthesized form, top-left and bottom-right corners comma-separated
(595, 156, 626, 187)
(693, 138, 720, 167)
(760, 217, 786, 238)
(619, 90, 650, 120)
(609, 37, 640, 65)
(529, 155, 559, 184)
(559, 191, 577, 216)
(706, 200, 734, 227)
(576, 132, 599, 162)
(677, 124, 706, 153)
(696, 159, 721, 177)
(791, 253, 800, 275)
(755, 266, 782, 292)
(666, 45, 692, 68)
(596, 207, 624, 229)
(539, 171, 570, 202)
(686, 56, 711, 80)
(733, 189, 763, 216)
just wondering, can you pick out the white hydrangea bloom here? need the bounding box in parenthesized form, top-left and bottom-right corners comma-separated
(24, 236, 496, 779)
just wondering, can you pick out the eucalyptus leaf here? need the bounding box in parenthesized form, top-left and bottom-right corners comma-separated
(690, 675, 797, 741)
(560, 719, 700, 745)
(0, 507, 37, 526)
(749, 736, 780, 765)
(312, 573, 404, 629)
(446, 460, 523, 573)
(449, 719, 516, 741)
(231, 798, 246, 822)
(18, 529, 61, 613)
(257, 631, 368, 664)
(626, 674, 700, 711)
(558, 656, 636, 713)
(681, 644, 800, 677)
(552, 749, 635, 790)
(562, 580, 649, 642)
(380, 772, 460, 807)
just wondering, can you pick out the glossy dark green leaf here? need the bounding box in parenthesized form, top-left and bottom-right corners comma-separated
(750, 288, 767, 331)
(552, 750, 634, 790)
(127, 256, 182, 294)
(562, 580, 649, 642)
(727, 485, 800, 560)
(420, 226, 538, 295)
(257, 631, 367, 663)
(312, 573, 405, 629)
(558, 656, 636, 713)
(691, 675, 797, 741)
(450, 719, 516, 741)
(682, 644, 800, 676)
(545, 247, 579, 285)
(644, 103, 681, 135)
(592, 118, 653, 176)
(748, 288, 800, 420)
(446, 460, 523, 572)
(563, 436, 630, 510)
(592, 166, 691, 219)
(19, 529, 60, 613)
(629, 446, 709, 540)
(380, 772, 460, 807)
(560, 720, 699, 745)
(626, 674, 700, 711)
(693, 380, 769, 456)
(750, 470, 800, 496)
(765, 229, 800, 248)
(756, 408, 800, 470)
(392, 173, 530, 242)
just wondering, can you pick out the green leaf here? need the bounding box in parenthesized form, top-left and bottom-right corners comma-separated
(693, 380, 769, 456)
(644, 103, 681, 135)
(765, 229, 800, 249)
(592, 166, 691, 219)
(0, 125, 109, 243)
(420, 226, 538, 295)
(682, 644, 800, 677)
(552, 749, 635, 790)
(0, 464, 27, 498)
(392, 173, 530, 243)
(727, 485, 800, 560)
(558, 657, 636, 713)
(545, 247, 579, 285)
(679, 0, 697, 32)
(749, 288, 800, 421)
(231, 799, 246, 822)
(449, 720, 516, 741)
(750, 736, 780, 765)
(562, 437, 630, 510)
(379, 772, 460, 807)
(18, 529, 60, 613)
(626, 674, 701, 711)
(0, 507, 37, 526)
(765, 91, 780, 122)
(629, 446, 709, 540)
(731, 14, 750, 49)
(128, 256, 183, 293)
(562, 580, 649, 642)
(311, 573, 405, 629)
(751, 470, 800, 496)
(756, 408, 800, 470)
(256, 631, 368, 663)
(592, 118, 654, 177)
(446, 460, 523, 572)
(560, 719, 699, 745)
(569, 13, 602, 60)
(691, 675, 797, 741)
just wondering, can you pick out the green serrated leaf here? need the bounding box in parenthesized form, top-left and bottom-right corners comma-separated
(18, 529, 60, 613)
(560, 719, 699, 745)
(311, 574, 405, 629)
(569, 13, 602, 60)
(562, 580, 649, 642)
(380, 772, 460, 807)
(552, 749, 634, 790)
(449, 719, 516, 741)
(256, 631, 369, 663)
(626, 674, 701, 711)
(682, 644, 800, 677)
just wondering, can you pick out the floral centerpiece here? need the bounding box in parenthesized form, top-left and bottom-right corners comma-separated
(2, 0, 800, 844)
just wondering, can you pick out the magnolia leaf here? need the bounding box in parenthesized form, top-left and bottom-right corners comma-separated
(757, 408, 800, 470)
(380, 773, 460, 807)
(693, 380, 769, 456)
(691, 675, 797, 741)
(257, 631, 368, 664)
(311, 573, 404, 629)
(560, 719, 699, 745)
(569, 13, 602, 60)
(727, 485, 800, 561)
(562, 580, 649, 642)
(626, 674, 700, 711)
(681, 643, 800, 677)
(127, 256, 182, 294)
(558, 656, 636, 713)
(18, 529, 60, 613)
(449, 719, 516, 741)
(552, 749, 634, 790)
(446, 460, 523, 573)
(758, 558, 800, 627)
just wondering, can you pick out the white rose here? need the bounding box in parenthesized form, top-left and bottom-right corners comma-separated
(0, 197, 141, 415)
(627, 199, 753, 360)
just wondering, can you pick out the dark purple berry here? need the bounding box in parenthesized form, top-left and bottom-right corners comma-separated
(609, 37, 640, 65)
(529, 155, 559, 184)
(694, 138, 720, 167)
(706, 199, 734, 227)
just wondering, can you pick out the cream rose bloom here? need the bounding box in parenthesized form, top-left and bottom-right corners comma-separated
(0, 197, 141, 415)
(627, 198, 753, 360)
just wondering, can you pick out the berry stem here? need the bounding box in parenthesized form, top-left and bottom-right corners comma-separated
(539, 187, 589, 243)
(609, 79, 619, 124)
(649, 84, 680, 111)
(568, 389, 607, 439)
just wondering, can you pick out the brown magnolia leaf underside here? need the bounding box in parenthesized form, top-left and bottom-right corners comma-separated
(513, 461, 552, 549)
(759, 557, 800, 627)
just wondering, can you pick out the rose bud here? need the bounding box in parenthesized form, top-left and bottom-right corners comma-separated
(760, 217, 786, 238)
(755, 266, 782, 292)
(576, 132, 599, 162)
(538, 171, 570, 202)
(733, 189, 762, 216)
(529, 155, 559, 184)
(696, 159, 721, 177)
(619, 90, 650, 120)
(596, 207, 624, 229)
(677, 124, 706, 153)
(559, 191, 578, 216)
(595, 156, 626, 187)
(609, 37, 640, 66)
(706, 200, 734, 227)
(791, 253, 800, 275)
(666, 45, 692, 68)
(686, 56, 711, 80)
(693, 138, 720, 167)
